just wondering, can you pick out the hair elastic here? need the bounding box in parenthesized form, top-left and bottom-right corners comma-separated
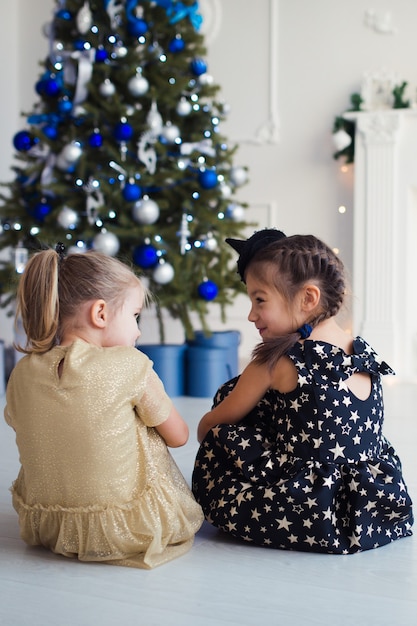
(55, 242, 66, 262)
(297, 323, 312, 339)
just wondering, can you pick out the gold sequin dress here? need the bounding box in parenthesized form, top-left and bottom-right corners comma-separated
(4, 339, 203, 569)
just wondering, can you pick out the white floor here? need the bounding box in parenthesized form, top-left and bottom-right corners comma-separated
(1, 381, 417, 626)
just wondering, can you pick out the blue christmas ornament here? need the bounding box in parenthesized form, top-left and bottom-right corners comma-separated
(35, 79, 48, 95)
(56, 9, 72, 20)
(133, 243, 158, 268)
(169, 36, 185, 53)
(190, 58, 207, 76)
(198, 169, 218, 189)
(88, 131, 103, 148)
(13, 130, 34, 151)
(42, 125, 58, 140)
(95, 47, 108, 63)
(31, 200, 53, 221)
(122, 182, 142, 202)
(44, 77, 61, 97)
(114, 121, 134, 142)
(74, 39, 87, 51)
(58, 98, 73, 114)
(128, 18, 148, 37)
(198, 280, 218, 301)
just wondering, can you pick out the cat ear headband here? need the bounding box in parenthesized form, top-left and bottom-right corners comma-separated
(225, 228, 286, 281)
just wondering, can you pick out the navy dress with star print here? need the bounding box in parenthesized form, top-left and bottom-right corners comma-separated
(192, 337, 413, 554)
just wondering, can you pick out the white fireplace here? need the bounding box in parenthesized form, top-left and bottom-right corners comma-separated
(344, 109, 417, 381)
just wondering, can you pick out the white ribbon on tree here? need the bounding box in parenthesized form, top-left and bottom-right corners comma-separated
(180, 138, 216, 157)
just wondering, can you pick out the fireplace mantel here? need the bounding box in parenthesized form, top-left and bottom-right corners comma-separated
(344, 109, 417, 380)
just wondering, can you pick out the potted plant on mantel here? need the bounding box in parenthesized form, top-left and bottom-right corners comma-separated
(0, 0, 250, 396)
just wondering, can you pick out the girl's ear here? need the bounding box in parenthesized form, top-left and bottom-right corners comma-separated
(90, 299, 108, 328)
(301, 284, 321, 312)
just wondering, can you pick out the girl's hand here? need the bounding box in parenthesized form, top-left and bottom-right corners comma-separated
(197, 413, 215, 443)
(156, 405, 189, 447)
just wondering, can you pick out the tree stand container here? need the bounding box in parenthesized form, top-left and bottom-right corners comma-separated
(186, 330, 241, 398)
(139, 344, 187, 397)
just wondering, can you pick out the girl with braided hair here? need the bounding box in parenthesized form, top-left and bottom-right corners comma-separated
(192, 230, 413, 553)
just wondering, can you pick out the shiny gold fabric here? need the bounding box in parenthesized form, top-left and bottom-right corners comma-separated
(5, 340, 203, 568)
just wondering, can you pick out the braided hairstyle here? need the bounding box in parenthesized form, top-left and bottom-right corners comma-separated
(248, 234, 346, 370)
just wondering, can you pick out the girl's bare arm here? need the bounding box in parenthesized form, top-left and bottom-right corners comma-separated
(197, 361, 271, 443)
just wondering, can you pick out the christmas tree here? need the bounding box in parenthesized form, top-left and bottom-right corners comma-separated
(0, 0, 251, 342)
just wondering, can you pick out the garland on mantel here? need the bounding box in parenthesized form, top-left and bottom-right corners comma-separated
(332, 81, 410, 164)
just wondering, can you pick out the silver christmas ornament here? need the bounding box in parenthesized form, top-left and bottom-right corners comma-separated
(60, 141, 83, 163)
(204, 234, 217, 251)
(128, 74, 149, 97)
(132, 197, 160, 225)
(227, 203, 245, 221)
(162, 123, 180, 143)
(92, 230, 120, 256)
(115, 45, 128, 58)
(176, 97, 192, 116)
(76, 2, 93, 34)
(57, 206, 79, 229)
(198, 73, 214, 86)
(99, 79, 116, 97)
(147, 101, 163, 133)
(152, 261, 175, 284)
(56, 141, 83, 170)
(220, 183, 232, 198)
(230, 166, 248, 187)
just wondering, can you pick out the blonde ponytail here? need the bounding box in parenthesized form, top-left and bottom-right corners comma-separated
(15, 249, 60, 354)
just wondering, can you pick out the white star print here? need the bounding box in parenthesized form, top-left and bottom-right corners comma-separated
(368, 462, 384, 478)
(290, 399, 302, 412)
(364, 416, 373, 430)
(276, 516, 292, 531)
(348, 478, 360, 491)
(348, 532, 361, 548)
(323, 476, 335, 489)
(251, 509, 261, 521)
(304, 535, 318, 547)
(349, 410, 360, 423)
(329, 442, 346, 459)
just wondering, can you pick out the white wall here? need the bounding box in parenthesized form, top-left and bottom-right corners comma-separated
(1, 0, 416, 370)
(0, 0, 52, 345)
